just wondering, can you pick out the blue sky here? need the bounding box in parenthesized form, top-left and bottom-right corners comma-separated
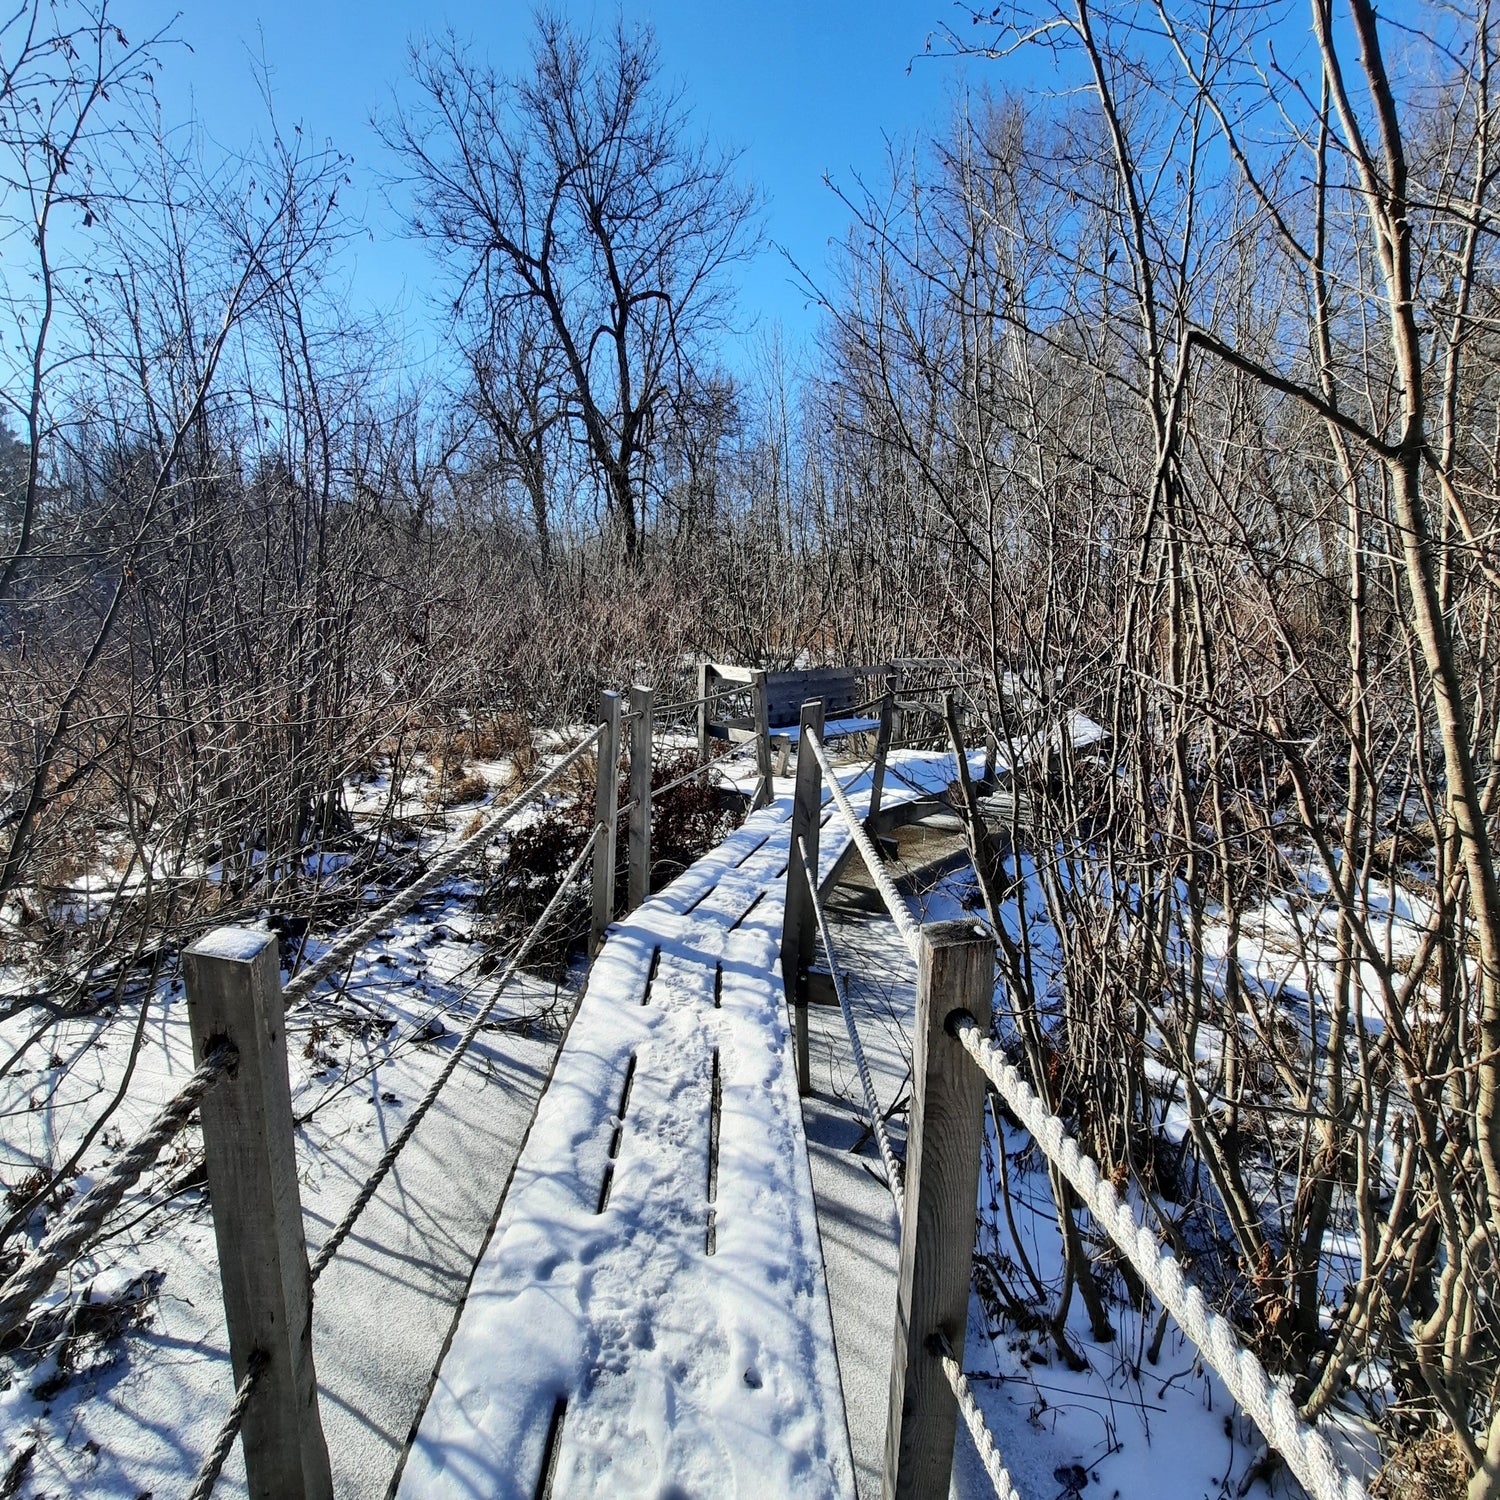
(114, 1, 982, 371)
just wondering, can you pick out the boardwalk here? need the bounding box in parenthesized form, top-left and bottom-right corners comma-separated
(393, 753, 954, 1500)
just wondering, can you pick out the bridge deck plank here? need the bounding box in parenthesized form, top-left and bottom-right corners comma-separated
(393, 753, 957, 1500)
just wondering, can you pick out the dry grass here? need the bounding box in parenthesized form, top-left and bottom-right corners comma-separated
(465, 710, 533, 763)
(1372, 1428, 1468, 1500)
(436, 768, 492, 807)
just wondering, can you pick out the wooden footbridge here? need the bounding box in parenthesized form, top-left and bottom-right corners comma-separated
(0, 665, 1370, 1500)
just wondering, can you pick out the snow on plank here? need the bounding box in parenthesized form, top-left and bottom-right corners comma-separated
(395, 753, 949, 1500)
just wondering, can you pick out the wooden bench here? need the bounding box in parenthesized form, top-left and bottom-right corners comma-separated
(695, 663, 892, 765)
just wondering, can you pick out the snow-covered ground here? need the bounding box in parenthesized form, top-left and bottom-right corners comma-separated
(0, 759, 577, 1498)
(2, 730, 1403, 1499)
(808, 861, 1264, 1500)
(806, 814, 1385, 1500)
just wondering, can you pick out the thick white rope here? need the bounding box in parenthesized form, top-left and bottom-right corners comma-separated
(802, 728, 922, 959)
(308, 825, 599, 1284)
(795, 835, 904, 1229)
(935, 1333, 1023, 1500)
(285, 726, 604, 1004)
(951, 1017, 1370, 1500)
(0, 1042, 237, 1344)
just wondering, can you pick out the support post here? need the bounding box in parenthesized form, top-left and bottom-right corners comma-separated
(751, 669, 774, 811)
(867, 674, 896, 826)
(882, 921, 995, 1500)
(592, 689, 622, 955)
(183, 928, 333, 1500)
(696, 662, 712, 763)
(628, 684, 653, 911)
(890, 663, 907, 748)
(780, 699, 823, 1097)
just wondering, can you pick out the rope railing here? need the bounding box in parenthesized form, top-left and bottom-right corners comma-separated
(935, 1331, 1023, 1500)
(185, 1349, 268, 1500)
(802, 728, 922, 957)
(650, 738, 761, 802)
(8, 708, 642, 1497)
(307, 825, 600, 1285)
(652, 685, 746, 719)
(949, 1015, 1370, 1500)
(796, 703, 1365, 1500)
(795, 834, 904, 1228)
(0, 1041, 238, 1345)
(284, 725, 604, 1005)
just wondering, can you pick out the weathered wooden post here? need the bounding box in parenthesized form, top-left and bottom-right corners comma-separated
(696, 662, 712, 763)
(867, 674, 896, 826)
(751, 668, 774, 811)
(780, 699, 824, 1097)
(182, 928, 333, 1500)
(628, 684, 653, 911)
(592, 689, 622, 955)
(882, 920, 994, 1500)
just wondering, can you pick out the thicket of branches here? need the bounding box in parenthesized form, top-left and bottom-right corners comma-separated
(818, 2, 1500, 1491)
(3, 0, 1500, 1489)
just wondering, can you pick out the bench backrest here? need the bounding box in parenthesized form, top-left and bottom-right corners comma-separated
(702, 663, 891, 732)
(761, 667, 884, 727)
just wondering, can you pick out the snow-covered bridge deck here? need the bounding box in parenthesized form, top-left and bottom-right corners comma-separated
(392, 753, 954, 1500)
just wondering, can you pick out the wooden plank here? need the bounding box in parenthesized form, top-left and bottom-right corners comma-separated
(806, 966, 839, 1009)
(592, 690, 621, 955)
(780, 698, 824, 1098)
(751, 669, 774, 811)
(707, 662, 755, 684)
(867, 680, 896, 824)
(183, 928, 333, 1500)
(696, 663, 712, 762)
(882, 921, 994, 1500)
(628, 685, 653, 911)
(766, 669, 866, 723)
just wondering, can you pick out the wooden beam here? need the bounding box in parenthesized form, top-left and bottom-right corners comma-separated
(183, 928, 333, 1500)
(882, 920, 994, 1500)
(806, 965, 840, 1009)
(696, 662, 712, 762)
(591, 689, 621, 955)
(780, 698, 824, 1097)
(751, 669, 774, 811)
(867, 677, 896, 825)
(890, 664, 907, 747)
(627, 684, 653, 911)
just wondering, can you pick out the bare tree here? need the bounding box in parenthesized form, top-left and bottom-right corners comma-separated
(383, 11, 759, 559)
(465, 298, 566, 568)
(0, 0, 171, 599)
(810, 1, 1500, 1487)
